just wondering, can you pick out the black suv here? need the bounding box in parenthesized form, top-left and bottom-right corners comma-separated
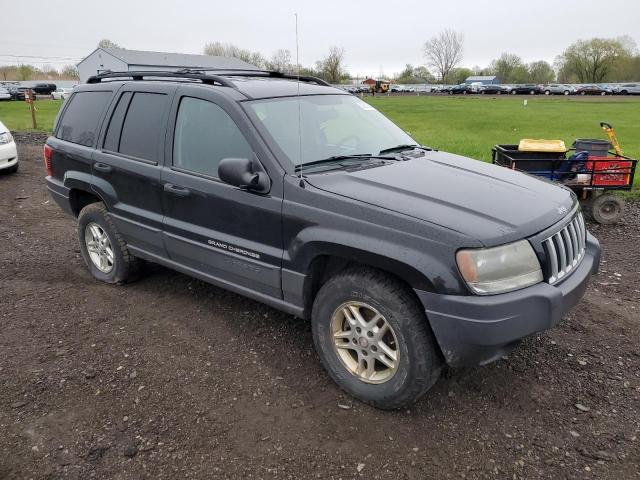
(45, 70, 600, 409)
(31, 83, 57, 95)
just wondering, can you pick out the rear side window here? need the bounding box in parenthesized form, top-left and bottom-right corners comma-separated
(56, 91, 112, 147)
(118, 92, 168, 162)
(173, 97, 252, 177)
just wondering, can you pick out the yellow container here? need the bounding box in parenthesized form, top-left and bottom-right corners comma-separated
(518, 139, 567, 152)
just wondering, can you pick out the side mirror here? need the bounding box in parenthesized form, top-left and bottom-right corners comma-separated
(218, 157, 270, 194)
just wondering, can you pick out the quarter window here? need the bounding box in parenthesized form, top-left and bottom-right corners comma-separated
(56, 91, 112, 147)
(173, 97, 253, 177)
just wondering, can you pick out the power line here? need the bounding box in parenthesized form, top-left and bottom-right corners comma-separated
(0, 54, 82, 61)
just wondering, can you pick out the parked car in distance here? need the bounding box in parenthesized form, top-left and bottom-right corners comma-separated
(45, 70, 601, 409)
(6, 86, 25, 101)
(616, 83, 640, 95)
(449, 83, 473, 94)
(478, 85, 508, 95)
(510, 84, 541, 95)
(31, 83, 57, 95)
(576, 84, 611, 96)
(542, 84, 574, 95)
(51, 87, 75, 100)
(0, 120, 18, 173)
(0, 87, 11, 101)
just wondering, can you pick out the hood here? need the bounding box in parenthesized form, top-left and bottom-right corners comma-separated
(305, 151, 576, 246)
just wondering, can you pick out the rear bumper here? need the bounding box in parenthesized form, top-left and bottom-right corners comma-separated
(46, 176, 74, 216)
(416, 233, 600, 367)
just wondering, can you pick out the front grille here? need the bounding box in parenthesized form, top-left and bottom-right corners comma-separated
(542, 212, 586, 284)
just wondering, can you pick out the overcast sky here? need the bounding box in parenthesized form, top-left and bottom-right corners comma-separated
(1, 0, 638, 76)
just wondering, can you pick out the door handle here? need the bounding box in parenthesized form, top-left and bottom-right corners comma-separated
(93, 162, 112, 173)
(164, 183, 191, 197)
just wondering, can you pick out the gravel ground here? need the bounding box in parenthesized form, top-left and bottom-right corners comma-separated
(1, 136, 639, 480)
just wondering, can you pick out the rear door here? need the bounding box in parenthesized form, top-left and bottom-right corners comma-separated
(160, 85, 284, 299)
(91, 82, 176, 258)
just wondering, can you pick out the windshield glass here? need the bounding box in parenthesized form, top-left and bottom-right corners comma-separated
(245, 95, 417, 167)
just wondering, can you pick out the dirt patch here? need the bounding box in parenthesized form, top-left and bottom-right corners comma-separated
(1, 136, 639, 480)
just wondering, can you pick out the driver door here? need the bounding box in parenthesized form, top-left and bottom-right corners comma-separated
(160, 85, 284, 299)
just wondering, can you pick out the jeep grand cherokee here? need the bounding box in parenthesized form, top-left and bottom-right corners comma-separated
(45, 70, 600, 409)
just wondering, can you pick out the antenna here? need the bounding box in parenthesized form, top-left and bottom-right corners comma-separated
(295, 13, 304, 187)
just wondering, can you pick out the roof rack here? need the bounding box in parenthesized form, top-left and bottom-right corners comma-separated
(86, 70, 237, 88)
(86, 69, 332, 88)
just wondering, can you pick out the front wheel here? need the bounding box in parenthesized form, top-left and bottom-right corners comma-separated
(564, 90, 570, 95)
(511, 90, 517, 95)
(311, 268, 442, 409)
(600, 91, 607, 96)
(545, 90, 550, 95)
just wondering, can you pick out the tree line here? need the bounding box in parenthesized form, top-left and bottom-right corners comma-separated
(3, 35, 639, 85)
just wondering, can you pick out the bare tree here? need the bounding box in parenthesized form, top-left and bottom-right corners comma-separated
(423, 29, 464, 83)
(318, 46, 347, 83)
(267, 49, 292, 73)
(203, 41, 265, 68)
(61, 65, 80, 80)
(98, 39, 122, 49)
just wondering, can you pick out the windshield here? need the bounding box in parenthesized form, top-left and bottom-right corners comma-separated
(245, 95, 417, 167)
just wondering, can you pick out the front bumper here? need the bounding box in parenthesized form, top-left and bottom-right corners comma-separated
(0, 141, 18, 170)
(416, 232, 600, 367)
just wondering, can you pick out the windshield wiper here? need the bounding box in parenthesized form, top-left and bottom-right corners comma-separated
(378, 144, 432, 155)
(295, 154, 394, 172)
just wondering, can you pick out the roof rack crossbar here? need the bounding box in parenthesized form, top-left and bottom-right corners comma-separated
(86, 70, 237, 88)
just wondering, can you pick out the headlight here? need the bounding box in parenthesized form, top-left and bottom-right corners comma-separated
(0, 132, 12, 145)
(456, 240, 543, 295)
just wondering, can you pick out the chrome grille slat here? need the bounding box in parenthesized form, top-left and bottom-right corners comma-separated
(544, 211, 586, 285)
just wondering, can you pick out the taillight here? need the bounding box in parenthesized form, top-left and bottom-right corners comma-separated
(43, 144, 53, 176)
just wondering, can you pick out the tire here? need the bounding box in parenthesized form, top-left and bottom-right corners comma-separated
(545, 90, 550, 95)
(589, 194, 625, 225)
(311, 268, 443, 409)
(511, 90, 517, 95)
(529, 90, 536, 95)
(621, 90, 628, 95)
(564, 90, 570, 95)
(77, 202, 141, 284)
(600, 91, 606, 96)
(580, 91, 586, 95)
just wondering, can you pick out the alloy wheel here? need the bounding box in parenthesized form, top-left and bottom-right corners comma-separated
(330, 302, 400, 384)
(84, 222, 114, 273)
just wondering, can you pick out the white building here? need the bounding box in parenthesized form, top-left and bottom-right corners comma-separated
(77, 48, 258, 82)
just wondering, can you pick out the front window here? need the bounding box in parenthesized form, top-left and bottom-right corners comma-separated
(245, 95, 416, 167)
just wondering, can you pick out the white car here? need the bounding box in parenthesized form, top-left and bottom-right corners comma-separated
(51, 87, 74, 100)
(0, 120, 18, 173)
(0, 87, 11, 101)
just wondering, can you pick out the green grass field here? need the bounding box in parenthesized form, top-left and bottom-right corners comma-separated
(366, 95, 640, 193)
(1, 95, 638, 193)
(0, 99, 63, 131)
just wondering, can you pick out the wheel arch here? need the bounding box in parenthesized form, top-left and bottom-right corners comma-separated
(293, 243, 441, 320)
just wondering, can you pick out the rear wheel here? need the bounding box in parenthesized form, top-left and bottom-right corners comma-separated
(590, 194, 625, 224)
(511, 90, 517, 95)
(580, 91, 586, 95)
(600, 91, 607, 96)
(529, 90, 536, 95)
(77, 202, 141, 284)
(564, 90, 570, 95)
(545, 90, 551, 95)
(311, 268, 442, 409)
